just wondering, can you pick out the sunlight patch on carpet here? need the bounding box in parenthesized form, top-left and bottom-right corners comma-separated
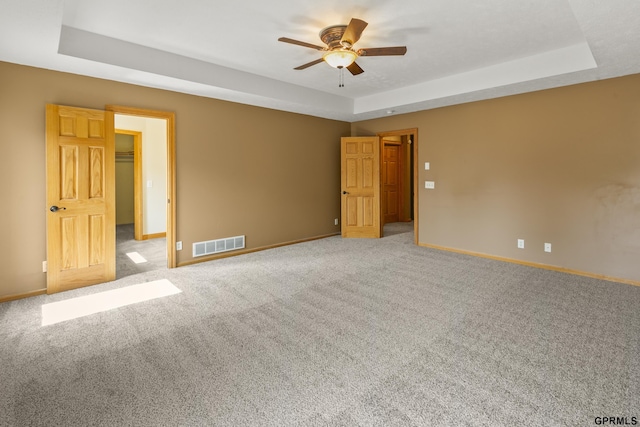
(41, 279, 181, 326)
(126, 251, 147, 264)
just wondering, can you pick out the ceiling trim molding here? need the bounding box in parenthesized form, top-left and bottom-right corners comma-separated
(354, 42, 597, 114)
(58, 25, 354, 117)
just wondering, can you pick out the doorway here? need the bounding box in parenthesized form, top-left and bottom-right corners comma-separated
(378, 129, 417, 242)
(45, 104, 175, 294)
(339, 130, 417, 242)
(109, 105, 177, 274)
(115, 126, 166, 279)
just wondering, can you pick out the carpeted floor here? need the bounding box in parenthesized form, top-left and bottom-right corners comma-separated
(116, 224, 167, 279)
(1, 223, 638, 426)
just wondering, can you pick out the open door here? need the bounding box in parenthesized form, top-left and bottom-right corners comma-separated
(46, 104, 116, 293)
(382, 142, 401, 224)
(341, 136, 381, 238)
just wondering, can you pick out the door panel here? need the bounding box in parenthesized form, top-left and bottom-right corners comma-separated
(89, 214, 105, 266)
(46, 104, 115, 293)
(60, 146, 78, 199)
(89, 147, 105, 198)
(341, 137, 380, 238)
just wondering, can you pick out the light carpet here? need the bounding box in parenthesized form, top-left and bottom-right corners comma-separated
(1, 223, 638, 426)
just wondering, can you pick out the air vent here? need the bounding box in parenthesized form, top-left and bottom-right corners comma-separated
(193, 235, 245, 257)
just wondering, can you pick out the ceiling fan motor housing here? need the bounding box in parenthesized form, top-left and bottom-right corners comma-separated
(320, 25, 349, 50)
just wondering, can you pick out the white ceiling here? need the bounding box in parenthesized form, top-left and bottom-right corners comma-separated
(1, 0, 640, 122)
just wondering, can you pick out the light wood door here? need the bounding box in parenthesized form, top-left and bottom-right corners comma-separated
(382, 144, 400, 224)
(46, 104, 116, 293)
(341, 136, 381, 238)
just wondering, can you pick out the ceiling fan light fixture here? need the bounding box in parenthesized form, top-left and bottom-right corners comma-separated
(323, 50, 358, 68)
(279, 17, 407, 75)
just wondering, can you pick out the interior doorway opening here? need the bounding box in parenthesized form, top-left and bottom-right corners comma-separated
(115, 124, 166, 279)
(108, 105, 177, 276)
(378, 129, 418, 242)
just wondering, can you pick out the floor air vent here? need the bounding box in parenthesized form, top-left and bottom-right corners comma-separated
(193, 235, 245, 257)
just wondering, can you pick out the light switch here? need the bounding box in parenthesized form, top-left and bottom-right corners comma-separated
(425, 162, 430, 170)
(425, 181, 435, 189)
(147, 180, 153, 188)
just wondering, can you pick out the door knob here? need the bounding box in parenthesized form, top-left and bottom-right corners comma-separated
(50, 206, 66, 212)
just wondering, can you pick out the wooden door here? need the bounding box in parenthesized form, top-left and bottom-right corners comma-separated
(382, 144, 400, 224)
(46, 104, 116, 293)
(341, 136, 381, 238)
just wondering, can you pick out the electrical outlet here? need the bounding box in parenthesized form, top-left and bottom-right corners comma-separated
(334, 218, 339, 225)
(425, 181, 435, 189)
(544, 243, 552, 253)
(517, 239, 525, 249)
(176, 241, 183, 251)
(42, 261, 47, 273)
(424, 162, 430, 170)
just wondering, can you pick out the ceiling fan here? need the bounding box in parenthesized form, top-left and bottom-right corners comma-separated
(278, 18, 407, 76)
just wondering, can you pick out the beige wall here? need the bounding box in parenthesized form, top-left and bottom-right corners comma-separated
(353, 74, 640, 283)
(2, 59, 638, 299)
(0, 61, 349, 299)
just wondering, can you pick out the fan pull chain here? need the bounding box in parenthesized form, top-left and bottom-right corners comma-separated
(339, 67, 345, 87)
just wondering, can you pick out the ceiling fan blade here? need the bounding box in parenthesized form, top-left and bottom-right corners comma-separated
(278, 37, 326, 51)
(294, 58, 325, 70)
(341, 18, 368, 47)
(357, 46, 407, 56)
(346, 62, 364, 76)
